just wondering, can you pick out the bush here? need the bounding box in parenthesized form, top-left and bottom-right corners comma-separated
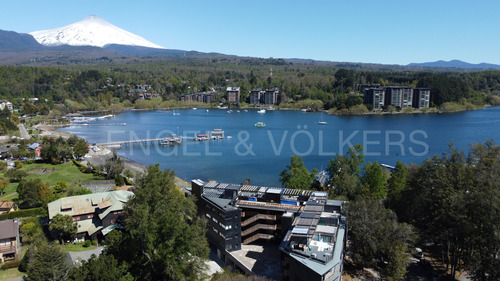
(91, 239, 97, 246)
(0, 259, 21, 270)
(83, 240, 91, 247)
(0, 207, 44, 220)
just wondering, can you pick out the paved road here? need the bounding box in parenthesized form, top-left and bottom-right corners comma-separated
(18, 124, 30, 139)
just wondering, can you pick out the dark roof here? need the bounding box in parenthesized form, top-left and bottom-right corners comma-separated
(0, 219, 19, 240)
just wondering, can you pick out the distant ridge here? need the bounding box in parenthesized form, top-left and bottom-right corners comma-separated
(408, 59, 500, 70)
(0, 29, 44, 51)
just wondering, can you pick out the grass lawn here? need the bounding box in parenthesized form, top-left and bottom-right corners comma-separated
(22, 162, 103, 186)
(62, 243, 98, 252)
(0, 268, 25, 280)
(0, 161, 106, 199)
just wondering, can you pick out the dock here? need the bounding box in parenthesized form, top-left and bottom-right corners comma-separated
(74, 123, 126, 126)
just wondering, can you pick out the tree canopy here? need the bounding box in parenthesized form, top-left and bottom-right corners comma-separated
(104, 164, 209, 280)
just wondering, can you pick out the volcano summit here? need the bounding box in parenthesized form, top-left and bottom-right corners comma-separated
(29, 15, 164, 49)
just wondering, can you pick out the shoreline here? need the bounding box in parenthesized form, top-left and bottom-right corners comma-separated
(36, 125, 191, 191)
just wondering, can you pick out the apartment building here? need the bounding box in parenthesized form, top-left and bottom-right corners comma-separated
(192, 180, 346, 281)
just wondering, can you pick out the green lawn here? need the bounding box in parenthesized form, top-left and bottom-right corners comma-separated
(0, 161, 105, 199)
(22, 162, 103, 186)
(62, 243, 98, 252)
(0, 268, 25, 280)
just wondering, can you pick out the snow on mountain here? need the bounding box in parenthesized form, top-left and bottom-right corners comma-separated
(29, 15, 164, 49)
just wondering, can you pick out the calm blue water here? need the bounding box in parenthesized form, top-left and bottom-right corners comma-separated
(59, 107, 500, 186)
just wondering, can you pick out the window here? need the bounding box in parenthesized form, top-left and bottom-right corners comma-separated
(212, 217, 218, 224)
(110, 219, 116, 224)
(72, 216, 81, 221)
(225, 225, 232, 230)
(0, 239, 12, 246)
(205, 213, 211, 218)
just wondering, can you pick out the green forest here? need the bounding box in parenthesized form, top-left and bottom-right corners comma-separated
(1, 61, 500, 117)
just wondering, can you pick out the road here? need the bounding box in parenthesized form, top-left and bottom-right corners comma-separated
(18, 124, 30, 139)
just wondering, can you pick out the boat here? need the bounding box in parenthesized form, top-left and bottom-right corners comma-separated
(160, 135, 182, 145)
(210, 129, 225, 140)
(257, 109, 266, 114)
(301, 108, 308, 112)
(194, 134, 209, 141)
(172, 110, 180, 116)
(192, 107, 197, 110)
(227, 110, 233, 113)
(255, 122, 266, 128)
(318, 113, 327, 125)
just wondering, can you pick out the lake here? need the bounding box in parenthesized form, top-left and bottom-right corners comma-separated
(59, 107, 500, 186)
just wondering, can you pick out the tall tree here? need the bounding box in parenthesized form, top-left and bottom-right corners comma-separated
(279, 155, 318, 189)
(26, 241, 70, 281)
(360, 161, 387, 198)
(66, 254, 133, 281)
(49, 214, 78, 245)
(99, 152, 124, 180)
(112, 165, 209, 280)
(327, 143, 364, 199)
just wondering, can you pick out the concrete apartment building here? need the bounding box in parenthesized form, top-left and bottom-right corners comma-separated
(192, 180, 346, 281)
(363, 86, 430, 110)
(249, 88, 280, 105)
(413, 88, 431, 109)
(363, 88, 386, 110)
(226, 87, 240, 105)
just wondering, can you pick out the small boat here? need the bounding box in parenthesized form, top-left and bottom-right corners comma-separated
(301, 108, 308, 112)
(192, 107, 197, 110)
(206, 109, 209, 112)
(194, 134, 209, 141)
(227, 110, 233, 113)
(257, 109, 266, 114)
(172, 110, 180, 116)
(255, 122, 266, 128)
(160, 135, 182, 145)
(318, 113, 327, 125)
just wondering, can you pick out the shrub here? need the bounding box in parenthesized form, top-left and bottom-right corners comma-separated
(0, 207, 45, 220)
(83, 240, 91, 248)
(0, 259, 21, 270)
(91, 240, 97, 246)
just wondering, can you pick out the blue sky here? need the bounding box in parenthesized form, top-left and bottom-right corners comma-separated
(1, 0, 499, 65)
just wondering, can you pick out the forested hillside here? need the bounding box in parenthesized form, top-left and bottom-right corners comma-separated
(1, 61, 500, 115)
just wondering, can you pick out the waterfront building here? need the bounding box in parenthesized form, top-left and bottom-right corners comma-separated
(264, 88, 280, 105)
(180, 92, 217, 103)
(413, 88, 431, 109)
(249, 89, 263, 105)
(363, 86, 428, 110)
(227, 87, 240, 105)
(192, 180, 346, 280)
(363, 88, 386, 110)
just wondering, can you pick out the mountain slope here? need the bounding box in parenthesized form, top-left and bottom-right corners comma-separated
(408, 59, 500, 70)
(0, 29, 44, 51)
(29, 15, 164, 49)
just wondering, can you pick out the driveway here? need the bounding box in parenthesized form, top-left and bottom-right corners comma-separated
(18, 124, 30, 139)
(67, 246, 104, 264)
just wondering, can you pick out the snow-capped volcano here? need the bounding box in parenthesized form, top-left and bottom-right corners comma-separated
(29, 15, 164, 49)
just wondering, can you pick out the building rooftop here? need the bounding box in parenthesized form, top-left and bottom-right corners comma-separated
(0, 219, 18, 240)
(279, 194, 346, 276)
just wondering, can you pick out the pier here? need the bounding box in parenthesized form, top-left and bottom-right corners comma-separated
(97, 129, 226, 147)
